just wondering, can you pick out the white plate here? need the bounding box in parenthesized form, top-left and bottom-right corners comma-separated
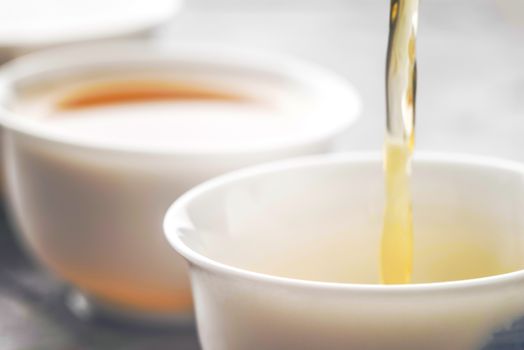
(0, 0, 182, 53)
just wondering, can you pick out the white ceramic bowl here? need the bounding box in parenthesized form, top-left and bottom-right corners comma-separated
(0, 42, 360, 320)
(165, 153, 524, 349)
(0, 0, 183, 62)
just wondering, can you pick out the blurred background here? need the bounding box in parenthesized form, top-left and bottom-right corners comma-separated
(1, 0, 524, 349)
(158, 0, 524, 158)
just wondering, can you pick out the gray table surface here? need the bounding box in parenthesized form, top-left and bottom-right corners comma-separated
(2, 1, 524, 349)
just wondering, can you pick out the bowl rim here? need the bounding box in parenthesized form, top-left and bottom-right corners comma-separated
(0, 41, 361, 156)
(164, 151, 524, 295)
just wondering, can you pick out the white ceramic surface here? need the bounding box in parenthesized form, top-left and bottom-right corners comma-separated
(165, 153, 524, 349)
(0, 43, 360, 317)
(0, 0, 183, 62)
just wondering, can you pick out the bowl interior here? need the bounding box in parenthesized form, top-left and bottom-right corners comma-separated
(0, 44, 360, 154)
(167, 155, 524, 284)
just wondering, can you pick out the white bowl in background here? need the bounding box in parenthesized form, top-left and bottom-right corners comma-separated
(0, 0, 183, 62)
(0, 42, 360, 321)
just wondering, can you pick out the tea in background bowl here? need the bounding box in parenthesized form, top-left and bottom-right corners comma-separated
(0, 42, 360, 321)
(165, 153, 524, 349)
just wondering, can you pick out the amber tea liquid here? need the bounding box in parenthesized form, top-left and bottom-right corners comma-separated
(381, 0, 419, 284)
